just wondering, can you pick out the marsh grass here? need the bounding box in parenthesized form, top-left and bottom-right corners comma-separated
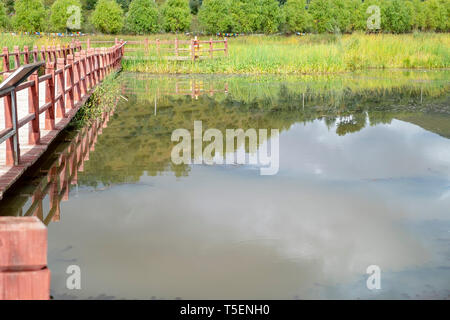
(120, 32, 450, 74)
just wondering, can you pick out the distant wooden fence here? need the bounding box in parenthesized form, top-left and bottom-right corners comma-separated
(81, 37, 228, 61)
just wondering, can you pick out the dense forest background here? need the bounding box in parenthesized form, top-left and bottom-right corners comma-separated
(0, 0, 449, 35)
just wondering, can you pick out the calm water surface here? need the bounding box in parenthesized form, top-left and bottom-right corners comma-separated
(1, 71, 449, 299)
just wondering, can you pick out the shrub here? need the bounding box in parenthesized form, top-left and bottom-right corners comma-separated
(258, 0, 283, 34)
(12, 0, 47, 32)
(125, 0, 159, 34)
(381, 0, 412, 33)
(0, 2, 8, 30)
(308, 0, 336, 33)
(50, 0, 83, 32)
(230, 0, 260, 33)
(283, 0, 312, 33)
(91, 0, 124, 34)
(162, 0, 191, 32)
(424, 0, 448, 32)
(198, 0, 232, 34)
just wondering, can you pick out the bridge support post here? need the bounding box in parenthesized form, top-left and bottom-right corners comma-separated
(0, 217, 50, 300)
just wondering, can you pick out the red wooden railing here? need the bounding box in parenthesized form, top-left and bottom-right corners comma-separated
(0, 41, 125, 167)
(82, 37, 228, 61)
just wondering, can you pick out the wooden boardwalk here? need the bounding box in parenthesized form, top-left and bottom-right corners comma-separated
(0, 42, 125, 199)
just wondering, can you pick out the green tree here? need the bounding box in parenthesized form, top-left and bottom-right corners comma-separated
(91, 0, 124, 33)
(116, 0, 131, 11)
(258, 0, 283, 33)
(406, 0, 426, 31)
(0, 1, 8, 30)
(283, 0, 312, 33)
(308, 0, 336, 33)
(125, 0, 159, 34)
(13, 0, 47, 32)
(2, 0, 14, 14)
(424, 0, 448, 31)
(382, 0, 412, 33)
(162, 0, 191, 32)
(50, 0, 83, 32)
(189, 0, 202, 14)
(198, 0, 232, 33)
(230, 0, 260, 33)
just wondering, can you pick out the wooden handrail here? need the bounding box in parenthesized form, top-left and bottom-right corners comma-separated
(0, 41, 125, 166)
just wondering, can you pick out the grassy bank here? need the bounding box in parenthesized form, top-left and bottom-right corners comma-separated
(121, 33, 450, 74)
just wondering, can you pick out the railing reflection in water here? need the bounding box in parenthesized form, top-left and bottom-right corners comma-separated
(0, 107, 115, 225)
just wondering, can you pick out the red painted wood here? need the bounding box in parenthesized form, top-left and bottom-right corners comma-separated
(56, 58, 65, 118)
(28, 72, 40, 144)
(0, 268, 50, 300)
(66, 55, 74, 110)
(45, 62, 56, 130)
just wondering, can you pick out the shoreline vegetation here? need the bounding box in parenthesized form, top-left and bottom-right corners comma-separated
(0, 33, 449, 75)
(122, 33, 449, 74)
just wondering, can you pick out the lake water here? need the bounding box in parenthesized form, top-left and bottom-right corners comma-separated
(1, 71, 449, 299)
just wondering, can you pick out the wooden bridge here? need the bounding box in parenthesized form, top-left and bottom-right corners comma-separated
(0, 40, 126, 199)
(85, 37, 228, 61)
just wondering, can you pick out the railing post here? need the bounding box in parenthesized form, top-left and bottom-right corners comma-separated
(87, 38, 91, 50)
(87, 48, 93, 89)
(175, 38, 178, 57)
(0, 217, 50, 300)
(45, 62, 55, 130)
(24, 46, 29, 64)
(28, 71, 40, 144)
(40, 46, 46, 62)
(13, 46, 20, 69)
(66, 55, 74, 110)
(2, 47, 9, 72)
(33, 46, 38, 63)
(74, 52, 81, 104)
(95, 48, 101, 84)
(209, 38, 213, 59)
(191, 39, 195, 61)
(3, 73, 16, 166)
(56, 58, 65, 118)
(80, 50, 87, 96)
(225, 37, 228, 57)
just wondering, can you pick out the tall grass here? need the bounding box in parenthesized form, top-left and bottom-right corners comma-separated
(121, 32, 450, 74)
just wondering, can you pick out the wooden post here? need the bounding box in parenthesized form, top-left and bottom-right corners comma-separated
(191, 39, 195, 61)
(224, 37, 228, 57)
(0, 217, 50, 300)
(2, 47, 9, 72)
(28, 72, 40, 144)
(56, 58, 65, 118)
(33, 46, 38, 63)
(145, 38, 149, 52)
(80, 50, 87, 96)
(175, 38, 178, 57)
(3, 73, 16, 166)
(13, 46, 20, 69)
(209, 38, 213, 59)
(66, 55, 74, 110)
(87, 38, 90, 50)
(95, 48, 101, 83)
(74, 52, 81, 104)
(40, 46, 46, 62)
(23, 46, 29, 64)
(45, 62, 56, 130)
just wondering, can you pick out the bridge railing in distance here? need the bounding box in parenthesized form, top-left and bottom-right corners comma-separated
(0, 41, 126, 199)
(90, 37, 228, 61)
